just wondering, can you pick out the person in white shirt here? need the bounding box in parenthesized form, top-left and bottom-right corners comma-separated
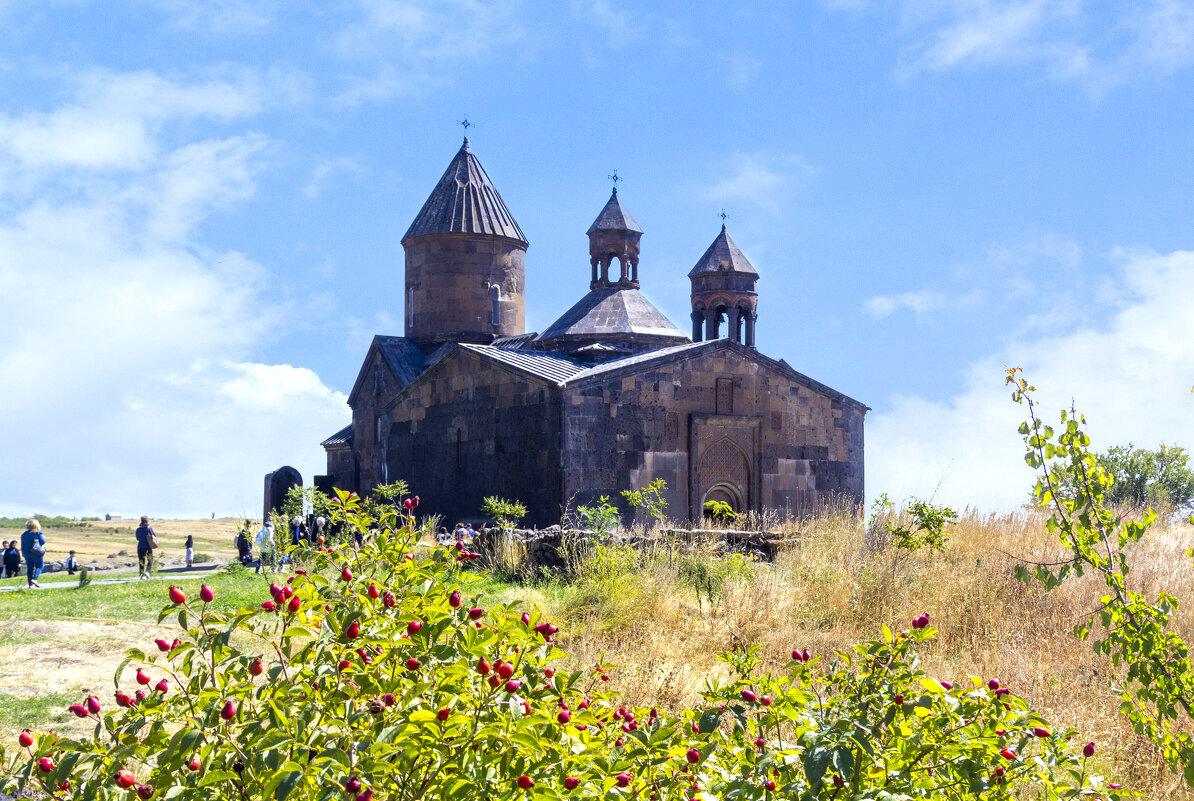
(256, 521, 276, 573)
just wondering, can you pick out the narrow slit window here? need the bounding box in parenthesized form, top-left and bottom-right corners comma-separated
(456, 428, 463, 469)
(490, 285, 501, 326)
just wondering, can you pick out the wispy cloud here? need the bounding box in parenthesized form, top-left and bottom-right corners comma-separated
(833, 0, 1194, 89)
(331, 0, 527, 106)
(863, 290, 948, 320)
(699, 152, 815, 214)
(302, 156, 364, 200)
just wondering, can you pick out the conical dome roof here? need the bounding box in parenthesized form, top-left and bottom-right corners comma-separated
(402, 138, 528, 244)
(587, 189, 642, 234)
(687, 226, 757, 277)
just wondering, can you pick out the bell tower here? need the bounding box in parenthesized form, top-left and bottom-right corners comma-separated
(586, 188, 642, 289)
(688, 222, 759, 348)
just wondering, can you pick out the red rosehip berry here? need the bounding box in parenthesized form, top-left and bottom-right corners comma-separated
(407, 621, 423, 636)
(220, 700, 236, 720)
(367, 583, 380, 599)
(155, 638, 172, 652)
(168, 586, 186, 605)
(1083, 742, 1096, 758)
(199, 585, 214, 603)
(69, 704, 88, 718)
(615, 773, 631, 788)
(136, 668, 151, 685)
(477, 658, 491, 675)
(686, 748, 700, 764)
(437, 707, 450, 721)
(405, 658, 421, 671)
(86, 695, 102, 713)
(448, 590, 462, 608)
(261, 600, 276, 612)
(287, 596, 301, 612)
(383, 693, 395, 706)
(188, 758, 201, 771)
(893, 694, 904, 705)
(341, 567, 353, 582)
(345, 777, 361, 794)
(564, 777, 579, 790)
(18, 729, 33, 747)
(346, 620, 360, 640)
(154, 679, 169, 694)
(356, 790, 373, 801)
(468, 607, 484, 620)
(115, 769, 136, 787)
(741, 689, 757, 703)
(988, 678, 1000, 690)
(137, 783, 155, 800)
(248, 658, 264, 676)
(498, 663, 515, 680)
(1033, 726, 1051, 738)
(516, 776, 534, 790)
(1000, 748, 1017, 760)
(557, 710, 571, 724)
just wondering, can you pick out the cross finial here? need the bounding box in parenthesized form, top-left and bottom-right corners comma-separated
(608, 169, 621, 194)
(719, 209, 728, 230)
(458, 115, 473, 144)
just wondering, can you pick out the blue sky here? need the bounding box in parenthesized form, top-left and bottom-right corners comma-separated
(2, 0, 1192, 518)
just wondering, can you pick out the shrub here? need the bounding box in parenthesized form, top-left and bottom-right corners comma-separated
(0, 490, 1123, 800)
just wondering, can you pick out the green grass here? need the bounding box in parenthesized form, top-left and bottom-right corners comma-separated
(0, 571, 274, 622)
(0, 691, 77, 731)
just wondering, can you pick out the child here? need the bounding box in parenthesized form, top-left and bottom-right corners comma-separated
(185, 535, 194, 568)
(65, 550, 79, 575)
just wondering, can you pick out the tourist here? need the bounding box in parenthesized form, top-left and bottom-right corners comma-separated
(436, 526, 451, 545)
(184, 535, 194, 568)
(65, 550, 79, 576)
(465, 523, 476, 539)
(2, 540, 18, 579)
(453, 522, 467, 542)
(135, 516, 157, 579)
(256, 521, 276, 573)
(235, 523, 252, 565)
(290, 516, 307, 548)
(21, 519, 46, 588)
(0, 542, 5, 575)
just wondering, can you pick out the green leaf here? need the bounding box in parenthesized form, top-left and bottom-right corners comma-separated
(804, 747, 831, 787)
(275, 770, 303, 801)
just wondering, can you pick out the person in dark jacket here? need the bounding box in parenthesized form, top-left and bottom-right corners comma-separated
(20, 519, 46, 588)
(135, 516, 155, 579)
(2, 541, 19, 579)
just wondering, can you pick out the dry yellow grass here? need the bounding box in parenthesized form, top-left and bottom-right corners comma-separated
(493, 507, 1194, 799)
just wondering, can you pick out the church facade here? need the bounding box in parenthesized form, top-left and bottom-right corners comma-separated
(319, 139, 866, 528)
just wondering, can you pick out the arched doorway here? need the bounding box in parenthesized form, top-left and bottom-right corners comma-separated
(698, 438, 750, 516)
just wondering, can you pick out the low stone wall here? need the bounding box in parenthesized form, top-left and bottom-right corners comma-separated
(470, 525, 796, 569)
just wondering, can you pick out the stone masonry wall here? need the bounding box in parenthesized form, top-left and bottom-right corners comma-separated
(382, 349, 564, 528)
(561, 342, 864, 523)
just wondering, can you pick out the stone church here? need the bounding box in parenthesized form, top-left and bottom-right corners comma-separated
(316, 138, 866, 527)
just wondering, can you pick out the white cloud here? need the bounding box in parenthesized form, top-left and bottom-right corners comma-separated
(867, 246, 1194, 512)
(302, 156, 364, 199)
(157, 0, 277, 34)
(0, 69, 347, 518)
(863, 289, 947, 319)
(331, 0, 527, 105)
(847, 0, 1194, 88)
(700, 152, 815, 214)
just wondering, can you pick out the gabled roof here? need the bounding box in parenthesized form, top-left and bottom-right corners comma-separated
(347, 335, 427, 406)
(536, 287, 687, 343)
(688, 226, 758, 277)
(492, 332, 539, 350)
(565, 338, 868, 410)
(321, 424, 353, 447)
(402, 138, 528, 244)
(586, 189, 642, 235)
(458, 343, 585, 385)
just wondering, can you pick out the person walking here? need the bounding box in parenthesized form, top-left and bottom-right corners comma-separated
(20, 519, 46, 588)
(135, 516, 157, 579)
(2, 540, 19, 579)
(235, 523, 252, 565)
(184, 535, 194, 568)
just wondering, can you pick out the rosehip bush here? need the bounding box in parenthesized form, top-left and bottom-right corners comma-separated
(1, 490, 1124, 800)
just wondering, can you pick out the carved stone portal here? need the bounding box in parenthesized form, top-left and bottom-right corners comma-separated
(689, 414, 761, 520)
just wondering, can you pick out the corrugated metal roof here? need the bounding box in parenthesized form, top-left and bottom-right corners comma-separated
(375, 336, 427, 387)
(586, 189, 642, 234)
(688, 226, 758, 277)
(320, 424, 353, 447)
(567, 340, 712, 382)
(402, 138, 528, 244)
(492, 332, 539, 350)
(459, 343, 585, 386)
